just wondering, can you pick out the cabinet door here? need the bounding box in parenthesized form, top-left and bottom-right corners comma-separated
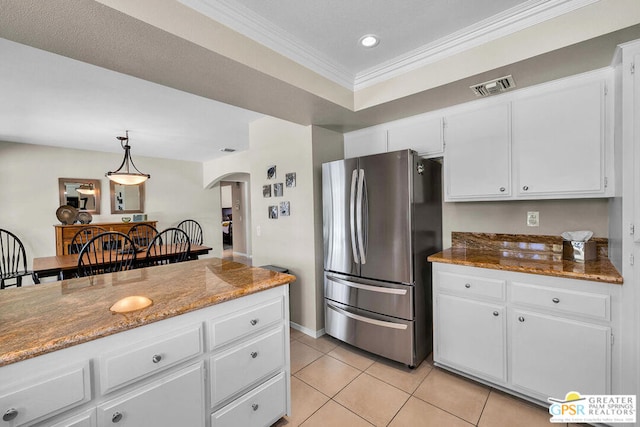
(435, 294, 506, 382)
(444, 103, 511, 200)
(344, 128, 387, 159)
(97, 363, 205, 427)
(512, 80, 605, 197)
(510, 310, 610, 400)
(387, 116, 443, 157)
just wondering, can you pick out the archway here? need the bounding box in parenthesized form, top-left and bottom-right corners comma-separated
(214, 172, 251, 264)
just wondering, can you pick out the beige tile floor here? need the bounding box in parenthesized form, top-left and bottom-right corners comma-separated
(274, 329, 586, 427)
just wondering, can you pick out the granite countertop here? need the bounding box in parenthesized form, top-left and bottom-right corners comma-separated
(0, 258, 296, 367)
(428, 232, 623, 285)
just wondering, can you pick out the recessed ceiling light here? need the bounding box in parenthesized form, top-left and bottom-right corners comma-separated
(359, 34, 379, 48)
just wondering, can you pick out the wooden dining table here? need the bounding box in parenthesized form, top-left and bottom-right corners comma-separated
(32, 244, 212, 281)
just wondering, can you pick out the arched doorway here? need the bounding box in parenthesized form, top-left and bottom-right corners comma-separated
(218, 173, 251, 264)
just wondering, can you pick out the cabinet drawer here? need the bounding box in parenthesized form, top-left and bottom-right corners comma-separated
(97, 363, 205, 427)
(211, 372, 286, 427)
(510, 282, 609, 321)
(0, 362, 90, 426)
(44, 408, 96, 427)
(437, 272, 505, 301)
(100, 325, 203, 394)
(210, 298, 283, 350)
(210, 327, 285, 407)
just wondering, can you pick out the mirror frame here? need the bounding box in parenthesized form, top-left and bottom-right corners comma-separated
(110, 181, 146, 214)
(58, 178, 101, 214)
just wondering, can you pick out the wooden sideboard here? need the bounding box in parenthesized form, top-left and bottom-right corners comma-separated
(54, 221, 157, 255)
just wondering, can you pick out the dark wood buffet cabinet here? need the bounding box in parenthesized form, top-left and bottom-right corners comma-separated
(54, 221, 158, 256)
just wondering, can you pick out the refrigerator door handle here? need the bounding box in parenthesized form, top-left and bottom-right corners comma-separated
(325, 275, 408, 295)
(349, 169, 360, 263)
(326, 301, 408, 330)
(356, 169, 367, 264)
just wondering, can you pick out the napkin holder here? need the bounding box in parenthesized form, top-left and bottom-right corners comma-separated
(562, 240, 596, 262)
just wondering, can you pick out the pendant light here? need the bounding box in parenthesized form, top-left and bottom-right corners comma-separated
(106, 130, 150, 185)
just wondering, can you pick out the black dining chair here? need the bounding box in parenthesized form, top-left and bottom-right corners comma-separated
(0, 229, 37, 288)
(69, 226, 108, 254)
(145, 228, 191, 267)
(177, 219, 203, 245)
(77, 232, 137, 277)
(127, 223, 159, 251)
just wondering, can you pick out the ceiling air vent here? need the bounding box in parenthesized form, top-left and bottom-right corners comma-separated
(470, 75, 516, 97)
(220, 148, 236, 152)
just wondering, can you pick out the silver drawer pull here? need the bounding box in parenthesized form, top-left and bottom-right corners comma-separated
(518, 316, 525, 322)
(250, 319, 258, 326)
(251, 351, 258, 359)
(112, 412, 123, 423)
(523, 185, 529, 191)
(499, 187, 505, 192)
(252, 404, 259, 411)
(464, 283, 471, 288)
(152, 354, 162, 363)
(493, 311, 499, 317)
(552, 298, 560, 304)
(3, 408, 18, 422)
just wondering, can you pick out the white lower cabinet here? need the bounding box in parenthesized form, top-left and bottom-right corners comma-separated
(436, 295, 506, 383)
(433, 263, 614, 404)
(0, 286, 290, 427)
(97, 363, 205, 427)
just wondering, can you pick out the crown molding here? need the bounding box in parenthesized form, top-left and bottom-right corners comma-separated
(353, 0, 599, 90)
(178, 0, 598, 92)
(178, 0, 355, 89)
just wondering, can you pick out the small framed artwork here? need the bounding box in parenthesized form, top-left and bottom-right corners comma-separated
(273, 183, 283, 197)
(267, 165, 277, 180)
(286, 172, 296, 188)
(280, 201, 290, 216)
(263, 185, 272, 198)
(268, 205, 278, 219)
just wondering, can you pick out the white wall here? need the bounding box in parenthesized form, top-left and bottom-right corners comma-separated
(443, 198, 609, 248)
(0, 140, 220, 283)
(248, 117, 320, 332)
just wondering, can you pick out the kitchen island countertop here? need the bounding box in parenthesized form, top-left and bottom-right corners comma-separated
(428, 232, 622, 285)
(0, 258, 295, 367)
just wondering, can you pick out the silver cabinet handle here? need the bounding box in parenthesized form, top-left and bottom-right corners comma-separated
(349, 169, 359, 263)
(464, 283, 471, 288)
(252, 404, 259, 411)
(251, 351, 258, 359)
(493, 311, 499, 316)
(518, 316, 525, 322)
(499, 187, 505, 192)
(152, 354, 162, 363)
(250, 319, 258, 326)
(112, 412, 123, 423)
(3, 408, 18, 422)
(552, 298, 560, 304)
(523, 186, 529, 191)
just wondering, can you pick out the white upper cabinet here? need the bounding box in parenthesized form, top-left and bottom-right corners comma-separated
(344, 127, 387, 159)
(387, 115, 443, 157)
(444, 103, 511, 200)
(513, 79, 606, 197)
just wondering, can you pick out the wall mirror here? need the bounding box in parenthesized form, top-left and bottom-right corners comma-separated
(58, 178, 101, 214)
(110, 181, 145, 214)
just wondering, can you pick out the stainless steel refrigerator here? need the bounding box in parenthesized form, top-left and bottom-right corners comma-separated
(322, 149, 442, 367)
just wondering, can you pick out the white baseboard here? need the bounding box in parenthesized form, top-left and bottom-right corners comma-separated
(289, 321, 325, 338)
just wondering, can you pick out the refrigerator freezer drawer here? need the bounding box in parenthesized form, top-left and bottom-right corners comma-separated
(324, 273, 413, 320)
(325, 300, 416, 367)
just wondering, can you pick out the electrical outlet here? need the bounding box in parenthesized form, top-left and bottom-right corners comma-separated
(527, 211, 539, 227)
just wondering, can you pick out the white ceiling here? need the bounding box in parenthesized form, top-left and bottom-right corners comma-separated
(0, 0, 634, 162)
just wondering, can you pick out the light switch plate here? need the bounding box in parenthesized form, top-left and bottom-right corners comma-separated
(527, 211, 539, 227)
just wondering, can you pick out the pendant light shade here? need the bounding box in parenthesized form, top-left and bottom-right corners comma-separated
(106, 131, 150, 185)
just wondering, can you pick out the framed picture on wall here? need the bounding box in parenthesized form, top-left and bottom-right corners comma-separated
(274, 183, 283, 197)
(268, 205, 278, 219)
(286, 172, 296, 188)
(267, 165, 277, 180)
(280, 201, 290, 216)
(263, 185, 272, 198)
